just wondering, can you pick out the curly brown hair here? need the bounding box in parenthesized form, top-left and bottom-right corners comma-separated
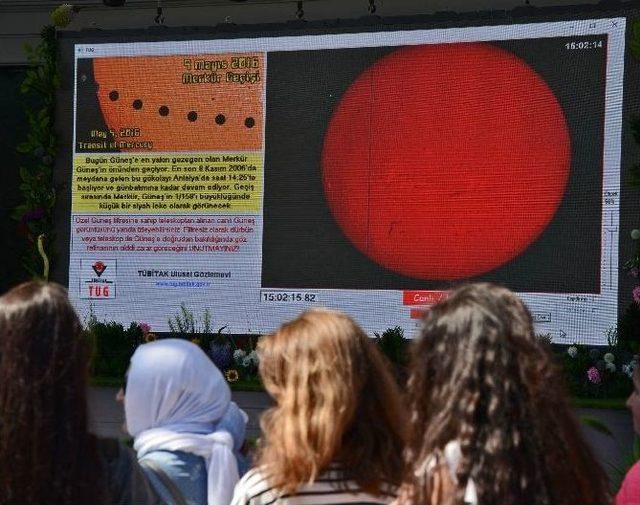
(256, 308, 405, 495)
(404, 283, 611, 505)
(0, 282, 106, 505)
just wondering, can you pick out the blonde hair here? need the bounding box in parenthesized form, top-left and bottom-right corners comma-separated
(256, 308, 405, 495)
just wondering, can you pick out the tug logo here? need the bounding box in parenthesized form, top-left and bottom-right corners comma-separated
(80, 259, 116, 299)
(92, 261, 107, 277)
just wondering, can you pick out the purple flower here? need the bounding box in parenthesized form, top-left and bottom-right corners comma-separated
(634, 286, 640, 305)
(20, 207, 46, 224)
(587, 366, 601, 384)
(139, 322, 151, 334)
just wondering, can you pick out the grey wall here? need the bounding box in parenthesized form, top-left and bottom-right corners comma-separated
(0, 0, 605, 65)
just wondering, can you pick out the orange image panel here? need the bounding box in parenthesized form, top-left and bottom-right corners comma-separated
(93, 54, 264, 152)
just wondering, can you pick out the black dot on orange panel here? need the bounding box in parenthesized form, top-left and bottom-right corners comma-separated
(159, 106, 169, 116)
(109, 90, 119, 101)
(187, 111, 198, 122)
(132, 99, 143, 110)
(244, 117, 255, 128)
(215, 114, 226, 125)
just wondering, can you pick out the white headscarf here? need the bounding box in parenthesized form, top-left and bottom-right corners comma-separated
(125, 338, 239, 505)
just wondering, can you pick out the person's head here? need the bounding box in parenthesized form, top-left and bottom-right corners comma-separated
(405, 283, 610, 505)
(626, 364, 640, 434)
(124, 338, 231, 437)
(256, 308, 405, 495)
(0, 281, 103, 505)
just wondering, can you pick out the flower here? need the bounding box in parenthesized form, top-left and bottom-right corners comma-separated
(606, 362, 617, 373)
(587, 367, 601, 384)
(604, 352, 615, 363)
(631, 229, 640, 240)
(630, 267, 640, 278)
(139, 322, 151, 334)
(567, 346, 578, 358)
(634, 286, 640, 305)
(248, 350, 259, 365)
(225, 369, 240, 383)
(233, 349, 247, 364)
(242, 356, 252, 368)
(144, 332, 157, 342)
(623, 362, 636, 378)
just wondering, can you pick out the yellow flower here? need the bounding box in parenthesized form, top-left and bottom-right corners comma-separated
(225, 369, 240, 383)
(145, 332, 157, 342)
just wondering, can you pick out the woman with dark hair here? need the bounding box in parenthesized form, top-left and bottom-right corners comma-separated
(232, 308, 405, 505)
(400, 283, 611, 505)
(0, 281, 160, 505)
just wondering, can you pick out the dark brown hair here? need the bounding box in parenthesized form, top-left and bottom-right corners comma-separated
(0, 282, 106, 505)
(257, 308, 405, 495)
(404, 283, 611, 505)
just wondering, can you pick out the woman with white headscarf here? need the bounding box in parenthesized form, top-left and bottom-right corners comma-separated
(123, 338, 249, 505)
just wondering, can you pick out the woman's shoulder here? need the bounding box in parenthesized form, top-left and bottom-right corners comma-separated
(617, 460, 640, 505)
(234, 467, 272, 498)
(232, 466, 395, 505)
(96, 437, 162, 505)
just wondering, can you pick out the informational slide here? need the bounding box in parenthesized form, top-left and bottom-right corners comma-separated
(69, 18, 625, 344)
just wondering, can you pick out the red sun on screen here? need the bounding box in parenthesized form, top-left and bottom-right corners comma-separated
(321, 43, 571, 280)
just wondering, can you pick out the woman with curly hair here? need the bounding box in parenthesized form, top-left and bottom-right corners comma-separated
(0, 282, 160, 505)
(400, 283, 611, 505)
(231, 308, 405, 505)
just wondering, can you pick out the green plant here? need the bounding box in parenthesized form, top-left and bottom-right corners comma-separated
(13, 25, 58, 279)
(230, 337, 260, 380)
(630, 19, 640, 59)
(614, 437, 640, 489)
(88, 317, 144, 378)
(618, 303, 640, 354)
(374, 326, 408, 367)
(167, 303, 232, 366)
(580, 415, 615, 437)
(168, 303, 217, 335)
(580, 414, 640, 490)
(561, 343, 634, 399)
(536, 332, 553, 347)
(50, 4, 78, 28)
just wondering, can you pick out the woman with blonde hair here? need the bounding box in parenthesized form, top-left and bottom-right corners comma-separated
(400, 283, 611, 505)
(232, 308, 404, 505)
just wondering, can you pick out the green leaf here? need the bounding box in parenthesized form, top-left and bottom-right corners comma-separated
(11, 204, 29, 221)
(631, 19, 640, 59)
(580, 416, 615, 437)
(19, 166, 32, 181)
(16, 142, 32, 154)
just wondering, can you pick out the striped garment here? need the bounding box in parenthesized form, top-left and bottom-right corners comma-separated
(231, 466, 396, 505)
